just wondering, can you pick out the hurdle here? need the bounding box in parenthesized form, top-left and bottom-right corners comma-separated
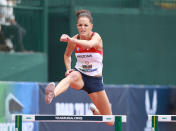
(12, 114, 126, 131)
(148, 115, 176, 131)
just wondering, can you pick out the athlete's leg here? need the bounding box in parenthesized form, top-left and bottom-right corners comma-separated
(88, 90, 114, 126)
(45, 71, 84, 104)
(54, 71, 84, 96)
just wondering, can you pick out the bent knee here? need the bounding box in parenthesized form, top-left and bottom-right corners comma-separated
(68, 71, 81, 82)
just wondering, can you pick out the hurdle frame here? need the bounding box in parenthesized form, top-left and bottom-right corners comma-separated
(13, 114, 127, 131)
(148, 115, 176, 131)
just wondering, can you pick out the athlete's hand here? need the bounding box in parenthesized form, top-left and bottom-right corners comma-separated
(60, 34, 71, 42)
(65, 69, 74, 76)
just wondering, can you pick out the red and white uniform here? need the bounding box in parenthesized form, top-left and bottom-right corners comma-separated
(74, 33, 103, 76)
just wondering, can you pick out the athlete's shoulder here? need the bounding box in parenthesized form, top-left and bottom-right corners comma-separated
(93, 32, 103, 50)
(93, 32, 100, 36)
(92, 32, 102, 39)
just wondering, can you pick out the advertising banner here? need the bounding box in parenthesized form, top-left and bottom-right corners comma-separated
(1, 82, 176, 131)
(0, 82, 39, 131)
(127, 85, 176, 131)
(39, 84, 176, 131)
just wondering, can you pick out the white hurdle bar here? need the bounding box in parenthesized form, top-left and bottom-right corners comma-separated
(12, 114, 127, 131)
(148, 115, 176, 131)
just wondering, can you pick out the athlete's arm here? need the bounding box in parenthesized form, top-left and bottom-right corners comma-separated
(70, 33, 102, 50)
(62, 37, 75, 76)
(60, 33, 103, 51)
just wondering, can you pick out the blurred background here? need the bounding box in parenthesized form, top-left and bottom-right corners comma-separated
(0, 0, 176, 131)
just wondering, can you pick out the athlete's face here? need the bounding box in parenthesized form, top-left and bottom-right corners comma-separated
(77, 17, 93, 38)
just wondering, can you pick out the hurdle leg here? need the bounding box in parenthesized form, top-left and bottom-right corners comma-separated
(152, 116, 158, 131)
(115, 116, 122, 131)
(15, 115, 22, 131)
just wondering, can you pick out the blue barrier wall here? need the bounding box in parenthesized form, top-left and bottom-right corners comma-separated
(1, 82, 176, 131)
(0, 82, 39, 131)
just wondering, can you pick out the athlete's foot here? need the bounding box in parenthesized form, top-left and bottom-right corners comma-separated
(45, 82, 55, 104)
(90, 103, 98, 115)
